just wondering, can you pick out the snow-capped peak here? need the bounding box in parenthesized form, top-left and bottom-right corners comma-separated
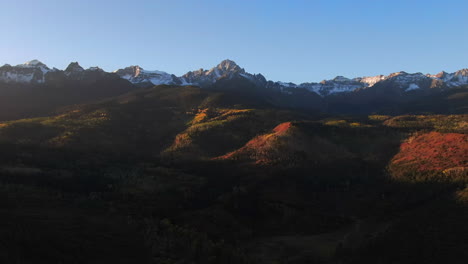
(431, 71, 448, 79)
(448, 69, 468, 86)
(17, 60, 50, 73)
(22, 60, 47, 67)
(114, 65, 179, 85)
(0, 59, 50, 83)
(181, 59, 247, 86)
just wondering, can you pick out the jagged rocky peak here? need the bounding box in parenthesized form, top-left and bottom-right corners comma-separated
(454, 68, 468, 77)
(388, 71, 427, 80)
(114, 65, 143, 78)
(216, 59, 242, 72)
(181, 59, 243, 86)
(63, 62, 86, 80)
(65, 62, 84, 73)
(180, 59, 272, 88)
(331, 76, 351, 82)
(193, 68, 205, 74)
(387, 71, 408, 78)
(450, 69, 468, 84)
(253, 73, 267, 83)
(427, 69, 468, 86)
(203, 59, 244, 78)
(433, 71, 448, 79)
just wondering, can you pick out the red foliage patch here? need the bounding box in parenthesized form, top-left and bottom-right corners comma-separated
(272, 122, 293, 134)
(217, 122, 294, 161)
(391, 132, 468, 172)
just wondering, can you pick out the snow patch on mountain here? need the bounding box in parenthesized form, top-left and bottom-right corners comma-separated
(3, 72, 35, 83)
(406, 83, 420, 91)
(114, 66, 179, 85)
(0, 60, 51, 83)
(356, 75, 386, 86)
(274, 69, 460, 96)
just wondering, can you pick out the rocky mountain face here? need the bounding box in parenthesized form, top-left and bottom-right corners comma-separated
(431, 69, 468, 86)
(0, 60, 55, 84)
(64, 62, 85, 79)
(181, 59, 243, 86)
(114, 66, 181, 86)
(179, 59, 267, 87)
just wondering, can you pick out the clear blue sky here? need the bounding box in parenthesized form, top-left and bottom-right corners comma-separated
(1, 0, 467, 83)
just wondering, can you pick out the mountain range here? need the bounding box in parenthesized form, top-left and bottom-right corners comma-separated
(0, 59, 467, 121)
(2, 59, 468, 96)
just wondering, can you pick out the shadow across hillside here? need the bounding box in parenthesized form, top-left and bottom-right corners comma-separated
(0, 85, 466, 263)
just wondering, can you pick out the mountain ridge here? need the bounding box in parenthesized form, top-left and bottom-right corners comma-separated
(2, 59, 467, 97)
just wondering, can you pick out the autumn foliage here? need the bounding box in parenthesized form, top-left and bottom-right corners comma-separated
(390, 132, 468, 179)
